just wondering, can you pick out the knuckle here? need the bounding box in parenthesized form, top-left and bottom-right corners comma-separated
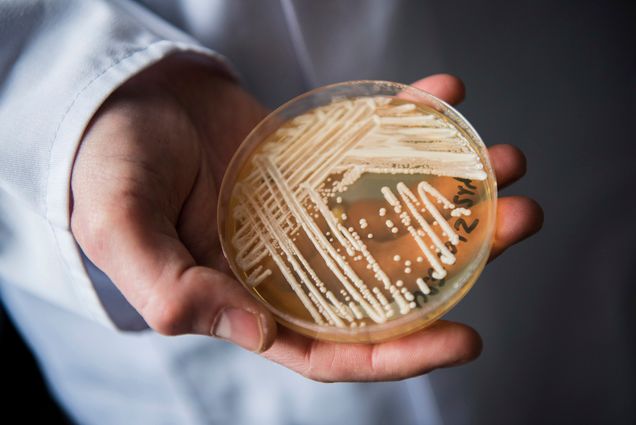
(302, 368, 331, 383)
(70, 208, 113, 257)
(144, 296, 192, 336)
(301, 340, 334, 383)
(369, 344, 381, 375)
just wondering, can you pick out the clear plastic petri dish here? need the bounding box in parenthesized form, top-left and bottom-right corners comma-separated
(217, 80, 497, 343)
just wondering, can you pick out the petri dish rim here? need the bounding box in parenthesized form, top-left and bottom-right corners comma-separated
(217, 80, 497, 343)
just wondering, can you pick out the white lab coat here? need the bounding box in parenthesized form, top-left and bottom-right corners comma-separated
(0, 1, 442, 424)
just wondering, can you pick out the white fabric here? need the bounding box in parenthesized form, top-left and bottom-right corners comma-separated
(0, 1, 443, 424)
(0, 0, 232, 328)
(2, 281, 443, 424)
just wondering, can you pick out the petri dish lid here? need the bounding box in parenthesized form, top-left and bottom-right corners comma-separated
(218, 80, 497, 343)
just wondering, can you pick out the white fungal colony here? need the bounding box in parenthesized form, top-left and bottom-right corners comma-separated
(230, 96, 487, 329)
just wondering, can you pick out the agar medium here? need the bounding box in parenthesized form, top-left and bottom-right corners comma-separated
(217, 81, 497, 343)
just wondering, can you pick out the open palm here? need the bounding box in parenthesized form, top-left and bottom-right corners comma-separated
(71, 53, 543, 382)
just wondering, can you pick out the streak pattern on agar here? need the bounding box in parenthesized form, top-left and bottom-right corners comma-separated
(228, 96, 489, 332)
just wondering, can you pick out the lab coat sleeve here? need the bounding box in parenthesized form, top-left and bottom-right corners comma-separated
(0, 0, 234, 329)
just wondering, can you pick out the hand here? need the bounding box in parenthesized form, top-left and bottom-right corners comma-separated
(71, 53, 543, 382)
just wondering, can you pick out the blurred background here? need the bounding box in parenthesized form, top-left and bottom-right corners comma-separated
(3, 0, 634, 423)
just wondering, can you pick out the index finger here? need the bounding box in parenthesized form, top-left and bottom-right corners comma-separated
(262, 320, 481, 382)
(411, 74, 466, 105)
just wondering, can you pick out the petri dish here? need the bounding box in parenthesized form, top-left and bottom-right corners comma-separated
(217, 81, 497, 343)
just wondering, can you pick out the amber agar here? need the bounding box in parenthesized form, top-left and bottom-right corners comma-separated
(217, 81, 497, 343)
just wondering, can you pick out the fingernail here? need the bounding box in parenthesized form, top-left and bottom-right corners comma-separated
(212, 308, 263, 352)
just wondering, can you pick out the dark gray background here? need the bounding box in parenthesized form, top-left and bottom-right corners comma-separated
(417, 3, 636, 423)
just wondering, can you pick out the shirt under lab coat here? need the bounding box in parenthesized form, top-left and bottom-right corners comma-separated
(0, 1, 444, 424)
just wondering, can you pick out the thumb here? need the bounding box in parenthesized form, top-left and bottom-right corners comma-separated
(71, 197, 277, 352)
